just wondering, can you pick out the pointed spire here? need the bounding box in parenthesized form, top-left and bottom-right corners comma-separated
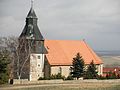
(27, 0, 37, 18)
(31, 0, 34, 9)
(20, 0, 44, 41)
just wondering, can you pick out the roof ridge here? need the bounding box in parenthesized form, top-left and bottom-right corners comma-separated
(45, 39, 83, 41)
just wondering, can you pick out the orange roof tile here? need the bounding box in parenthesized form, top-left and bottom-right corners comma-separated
(44, 40, 103, 65)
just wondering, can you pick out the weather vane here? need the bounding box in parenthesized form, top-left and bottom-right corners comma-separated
(31, 0, 34, 8)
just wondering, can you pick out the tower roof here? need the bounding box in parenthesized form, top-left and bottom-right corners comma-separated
(27, 7, 37, 18)
(20, 3, 44, 41)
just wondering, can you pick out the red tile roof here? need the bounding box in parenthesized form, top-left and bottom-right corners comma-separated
(44, 40, 103, 65)
(103, 67, 120, 77)
(103, 67, 120, 73)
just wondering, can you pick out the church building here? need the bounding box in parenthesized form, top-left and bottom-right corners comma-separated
(16, 2, 103, 81)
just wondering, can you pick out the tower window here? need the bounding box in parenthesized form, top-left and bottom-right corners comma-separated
(38, 55, 40, 59)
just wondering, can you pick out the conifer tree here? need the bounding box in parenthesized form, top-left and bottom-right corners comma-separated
(0, 50, 10, 84)
(70, 53, 85, 79)
(85, 60, 98, 79)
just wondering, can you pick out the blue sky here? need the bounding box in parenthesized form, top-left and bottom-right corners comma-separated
(0, 0, 120, 51)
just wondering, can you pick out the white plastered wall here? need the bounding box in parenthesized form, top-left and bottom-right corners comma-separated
(51, 66, 71, 77)
(51, 64, 103, 77)
(30, 53, 44, 81)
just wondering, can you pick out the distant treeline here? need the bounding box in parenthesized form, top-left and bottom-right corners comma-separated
(96, 51, 120, 56)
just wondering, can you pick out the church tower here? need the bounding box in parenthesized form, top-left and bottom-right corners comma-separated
(18, 0, 46, 81)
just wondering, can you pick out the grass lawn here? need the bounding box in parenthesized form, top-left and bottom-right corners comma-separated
(1, 82, 120, 90)
(20, 85, 120, 90)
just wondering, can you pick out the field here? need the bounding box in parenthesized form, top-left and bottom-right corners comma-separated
(96, 51, 120, 67)
(100, 56, 120, 67)
(1, 81, 120, 90)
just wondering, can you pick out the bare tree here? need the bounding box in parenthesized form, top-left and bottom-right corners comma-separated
(0, 36, 31, 81)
